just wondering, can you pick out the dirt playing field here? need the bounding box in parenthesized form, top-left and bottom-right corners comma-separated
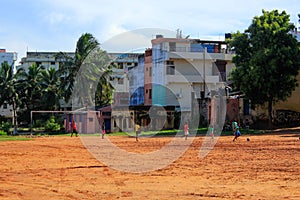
(0, 132, 299, 200)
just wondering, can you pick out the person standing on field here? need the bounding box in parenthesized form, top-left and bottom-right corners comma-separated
(135, 123, 140, 142)
(71, 120, 78, 137)
(101, 123, 106, 139)
(184, 122, 189, 140)
(209, 124, 215, 140)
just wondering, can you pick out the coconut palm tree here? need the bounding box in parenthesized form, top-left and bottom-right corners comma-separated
(40, 67, 61, 110)
(57, 33, 114, 108)
(0, 62, 19, 134)
(17, 63, 44, 117)
(57, 33, 99, 105)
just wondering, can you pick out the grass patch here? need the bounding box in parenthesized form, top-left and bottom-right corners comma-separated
(0, 135, 32, 142)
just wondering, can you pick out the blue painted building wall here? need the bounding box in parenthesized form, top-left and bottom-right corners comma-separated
(129, 54, 145, 106)
(152, 44, 168, 106)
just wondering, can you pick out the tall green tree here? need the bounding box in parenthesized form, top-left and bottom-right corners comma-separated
(17, 64, 44, 118)
(0, 62, 19, 134)
(83, 48, 114, 107)
(58, 33, 114, 108)
(95, 68, 114, 107)
(229, 10, 300, 127)
(40, 67, 61, 110)
(57, 33, 100, 106)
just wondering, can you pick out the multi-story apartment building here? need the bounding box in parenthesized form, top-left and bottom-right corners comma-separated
(151, 35, 235, 127)
(129, 54, 144, 106)
(17, 51, 75, 71)
(107, 52, 142, 132)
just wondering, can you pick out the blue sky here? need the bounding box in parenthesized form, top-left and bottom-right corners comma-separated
(0, 0, 299, 63)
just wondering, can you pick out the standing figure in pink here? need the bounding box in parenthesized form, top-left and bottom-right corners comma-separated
(184, 122, 189, 140)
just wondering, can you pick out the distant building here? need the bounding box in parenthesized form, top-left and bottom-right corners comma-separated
(106, 53, 142, 132)
(17, 51, 75, 71)
(290, 27, 300, 42)
(129, 54, 144, 106)
(0, 48, 17, 72)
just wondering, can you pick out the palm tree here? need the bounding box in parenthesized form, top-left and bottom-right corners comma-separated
(40, 67, 61, 110)
(95, 65, 114, 107)
(17, 64, 44, 118)
(0, 62, 19, 134)
(57, 33, 114, 108)
(57, 33, 99, 105)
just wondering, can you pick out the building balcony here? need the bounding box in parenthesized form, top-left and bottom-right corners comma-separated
(166, 74, 220, 84)
(168, 51, 234, 61)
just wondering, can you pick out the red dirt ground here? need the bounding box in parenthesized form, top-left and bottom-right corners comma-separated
(0, 133, 299, 200)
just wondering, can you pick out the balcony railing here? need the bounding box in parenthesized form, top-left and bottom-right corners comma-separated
(169, 47, 235, 54)
(166, 74, 220, 84)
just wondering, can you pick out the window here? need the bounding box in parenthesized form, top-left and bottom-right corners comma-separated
(166, 61, 175, 75)
(50, 62, 55, 65)
(117, 63, 123, 69)
(169, 42, 176, 51)
(118, 78, 124, 85)
(149, 67, 152, 77)
(149, 89, 152, 99)
(102, 112, 111, 116)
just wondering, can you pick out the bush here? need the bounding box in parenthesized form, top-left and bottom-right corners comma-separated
(44, 116, 60, 132)
(0, 122, 12, 135)
(0, 130, 7, 135)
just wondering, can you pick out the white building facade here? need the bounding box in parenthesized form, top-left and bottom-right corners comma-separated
(151, 35, 234, 124)
(17, 51, 75, 71)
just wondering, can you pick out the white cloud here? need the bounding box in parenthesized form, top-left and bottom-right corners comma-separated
(47, 12, 72, 25)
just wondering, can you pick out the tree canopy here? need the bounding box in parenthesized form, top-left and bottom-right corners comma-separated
(57, 33, 114, 108)
(229, 10, 300, 126)
(0, 62, 19, 134)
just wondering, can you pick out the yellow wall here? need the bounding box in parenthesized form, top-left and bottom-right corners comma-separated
(274, 73, 300, 112)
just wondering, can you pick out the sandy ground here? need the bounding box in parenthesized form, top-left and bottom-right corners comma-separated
(0, 133, 299, 200)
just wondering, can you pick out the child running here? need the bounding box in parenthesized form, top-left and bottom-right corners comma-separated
(232, 121, 241, 141)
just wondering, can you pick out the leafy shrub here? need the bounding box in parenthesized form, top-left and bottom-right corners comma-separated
(0, 130, 7, 135)
(0, 122, 11, 135)
(44, 116, 60, 132)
